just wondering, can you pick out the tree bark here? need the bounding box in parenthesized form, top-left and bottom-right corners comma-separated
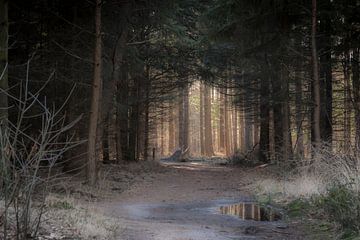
(353, 49, 360, 149)
(219, 91, 225, 152)
(168, 106, 175, 153)
(295, 65, 304, 158)
(204, 84, 214, 156)
(343, 52, 351, 151)
(183, 85, 190, 151)
(200, 82, 205, 155)
(0, 0, 8, 124)
(178, 85, 189, 151)
(143, 65, 150, 160)
(259, 73, 270, 163)
(319, 0, 333, 144)
(311, 0, 321, 146)
(232, 107, 238, 152)
(224, 89, 231, 155)
(87, 0, 102, 185)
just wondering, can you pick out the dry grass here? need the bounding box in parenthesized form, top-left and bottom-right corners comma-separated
(42, 193, 120, 239)
(255, 145, 360, 201)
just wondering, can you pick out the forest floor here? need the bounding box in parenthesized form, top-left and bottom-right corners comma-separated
(94, 160, 309, 240)
(37, 159, 323, 240)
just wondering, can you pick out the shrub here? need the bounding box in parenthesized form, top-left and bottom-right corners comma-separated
(0, 67, 81, 239)
(319, 184, 360, 238)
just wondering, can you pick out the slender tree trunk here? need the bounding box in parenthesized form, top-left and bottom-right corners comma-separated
(128, 76, 140, 161)
(272, 70, 283, 161)
(212, 87, 217, 153)
(87, 0, 102, 185)
(102, 115, 110, 163)
(319, 0, 333, 144)
(200, 83, 205, 155)
(219, 92, 226, 152)
(352, 49, 360, 149)
(311, 0, 321, 146)
(178, 89, 184, 149)
(343, 52, 351, 151)
(143, 66, 150, 160)
(178, 85, 189, 151)
(259, 73, 270, 163)
(224, 89, 231, 155)
(204, 84, 214, 156)
(183, 85, 190, 151)
(282, 69, 293, 161)
(295, 65, 304, 158)
(115, 106, 122, 163)
(232, 107, 238, 152)
(168, 106, 175, 153)
(160, 115, 165, 156)
(0, 0, 8, 124)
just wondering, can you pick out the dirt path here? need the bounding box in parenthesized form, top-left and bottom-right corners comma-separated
(98, 161, 305, 240)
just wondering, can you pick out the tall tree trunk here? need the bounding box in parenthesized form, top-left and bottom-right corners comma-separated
(311, 0, 321, 146)
(87, 0, 102, 185)
(259, 73, 270, 163)
(212, 87, 217, 153)
(295, 65, 304, 158)
(160, 115, 165, 156)
(282, 69, 293, 161)
(319, 0, 333, 144)
(204, 84, 214, 156)
(178, 85, 189, 151)
(128, 76, 140, 161)
(219, 92, 225, 152)
(353, 49, 360, 149)
(115, 106, 122, 163)
(168, 106, 175, 153)
(178, 89, 184, 149)
(200, 83, 205, 155)
(102, 115, 110, 163)
(224, 89, 231, 155)
(143, 66, 150, 160)
(0, 0, 8, 124)
(232, 107, 238, 152)
(272, 70, 284, 161)
(343, 52, 351, 151)
(183, 85, 190, 151)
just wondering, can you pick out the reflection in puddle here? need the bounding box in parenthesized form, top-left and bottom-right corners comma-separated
(219, 203, 281, 221)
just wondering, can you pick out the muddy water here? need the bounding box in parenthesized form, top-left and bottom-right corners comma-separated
(219, 202, 282, 221)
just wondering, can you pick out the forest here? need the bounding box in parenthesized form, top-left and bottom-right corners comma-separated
(1, 0, 360, 239)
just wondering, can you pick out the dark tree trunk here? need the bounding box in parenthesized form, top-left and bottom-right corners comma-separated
(102, 115, 110, 163)
(259, 73, 270, 163)
(87, 0, 102, 185)
(272, 69, 284, 161)
(295, 64, 304, 158)
(343, 52, 351, 151)
(311, 0, 321, 146)
(128, 76, 140, 161)
(352, 49, 360, 149)
(0, 0, 7, 124)
(319, 0, 333, 144)
(143, 66, 150, 160)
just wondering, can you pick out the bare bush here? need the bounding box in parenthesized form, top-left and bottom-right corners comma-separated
(296, 144, 360, 193)
(0, 62, 81, 239)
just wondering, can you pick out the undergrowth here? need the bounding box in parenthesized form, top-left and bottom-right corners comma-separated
(255, 145, 360, 239)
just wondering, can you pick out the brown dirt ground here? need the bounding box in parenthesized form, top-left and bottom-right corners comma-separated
(91, 161, 309, 240)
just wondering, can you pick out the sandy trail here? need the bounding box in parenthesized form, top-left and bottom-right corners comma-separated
(98, 161, 305, 240)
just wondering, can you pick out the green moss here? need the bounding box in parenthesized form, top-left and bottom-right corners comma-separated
(50, 200, 74, 210)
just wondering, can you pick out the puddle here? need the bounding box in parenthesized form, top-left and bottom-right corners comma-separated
(219, 202, 282, 221)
